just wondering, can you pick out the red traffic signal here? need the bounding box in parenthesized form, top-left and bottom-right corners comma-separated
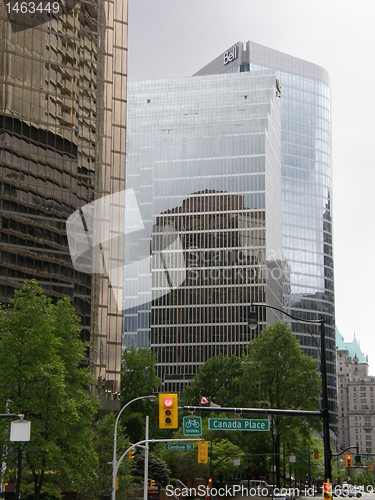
(159, 393, 178, 428)
(323, 481, 332, 500)
(346, 454, 352, 467)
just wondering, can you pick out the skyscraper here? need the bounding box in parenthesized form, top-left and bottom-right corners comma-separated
(196, 41, 336, 427)
(125, 41, 336, 430)
(124, 70, 285, 392)
(0, 0, 127, 408)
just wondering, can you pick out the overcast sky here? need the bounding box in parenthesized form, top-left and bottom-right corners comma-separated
(128, 0, 375, 374)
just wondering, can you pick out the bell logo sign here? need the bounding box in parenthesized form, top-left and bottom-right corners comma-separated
(224, 44, 238, 65)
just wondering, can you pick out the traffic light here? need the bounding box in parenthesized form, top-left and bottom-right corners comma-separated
(346, 454, 352, 467)
(198, 440, 208, 463)
(128, 447, 134, 461)
(323, 480, 332, 500)
(159, 393, 178, 428)
(148, 479, 155, 489)
(208, 478, 212, 488)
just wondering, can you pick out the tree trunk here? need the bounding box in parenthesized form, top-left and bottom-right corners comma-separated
(33, 469, 44, 500)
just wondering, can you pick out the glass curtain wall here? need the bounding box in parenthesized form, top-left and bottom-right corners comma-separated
(125, 71, 284, 392)
(0, 0, 127, 408)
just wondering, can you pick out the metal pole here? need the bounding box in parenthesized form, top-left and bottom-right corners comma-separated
(112, 395, 155, 500)
(320, 319, 332, 481)
(143, 416, 149, 500)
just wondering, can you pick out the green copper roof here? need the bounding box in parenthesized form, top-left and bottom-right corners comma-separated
(336, 326, 367, 364)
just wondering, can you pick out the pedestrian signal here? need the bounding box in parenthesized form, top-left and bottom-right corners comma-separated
(159, 393, 178, 428)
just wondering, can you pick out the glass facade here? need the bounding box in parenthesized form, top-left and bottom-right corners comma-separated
(196, 41, 336, 429)
(0, 0, 127, 408)
(125, 72, 285, 392)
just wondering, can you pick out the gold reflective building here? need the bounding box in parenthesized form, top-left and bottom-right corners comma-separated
(0, 0, 127, 408)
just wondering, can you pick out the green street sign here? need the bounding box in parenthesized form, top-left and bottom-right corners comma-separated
(183, 416, 202, 435)
(165, 443, 194, 451)
(208, 418, 269, 431)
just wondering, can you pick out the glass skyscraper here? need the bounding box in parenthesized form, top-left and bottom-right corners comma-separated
(125, 40, 336, 430)
(0, 0, 127, 408)
(195, 41, 336, 427)
(125, 71, 285, 392)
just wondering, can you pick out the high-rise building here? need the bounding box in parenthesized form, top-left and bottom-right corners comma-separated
(0, 0, 127, 408)
(336, 328, 375, 454)
(124, 71, 285, 392)
(195, 41, 336, 428)
(125, 40, 336, 429)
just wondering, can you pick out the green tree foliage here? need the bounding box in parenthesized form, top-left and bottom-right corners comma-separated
(132, 451, 171, 486)
(75, 413, 133, 500)
(179, 354, 244, 407)
(239, 322, 321, 487)
(121, 347, 162, 403)
(0, 280, 100, 500)
(121, 347, 161, 443)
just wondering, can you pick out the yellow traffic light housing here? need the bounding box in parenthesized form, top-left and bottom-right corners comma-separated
(198, 440, 208, 463)
(159, 393, 178, 429)
(129, 447, 134, 461)
(323, 480, 331, 500)
(346, 454, 352, 467)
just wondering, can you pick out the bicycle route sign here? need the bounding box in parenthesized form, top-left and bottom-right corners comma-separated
(183, 416, 202, 435)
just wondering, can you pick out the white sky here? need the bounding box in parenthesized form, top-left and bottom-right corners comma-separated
(128, 0, 375, 374)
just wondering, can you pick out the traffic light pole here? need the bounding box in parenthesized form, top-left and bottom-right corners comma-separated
(143, 416, 149, 500)
(320, 319, 332, 482)
(112, 395, 155, 500)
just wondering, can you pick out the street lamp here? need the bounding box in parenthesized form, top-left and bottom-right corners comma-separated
(112, 395, 156, 500)
(248, 303, 332, 483)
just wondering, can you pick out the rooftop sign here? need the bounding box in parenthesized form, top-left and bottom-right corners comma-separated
(224, 44, 238, 65)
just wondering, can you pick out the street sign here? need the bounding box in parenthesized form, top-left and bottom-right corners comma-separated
(165, 443, 194, 451)
(208, 418, 269, 431)
(183, 416, 202, 435)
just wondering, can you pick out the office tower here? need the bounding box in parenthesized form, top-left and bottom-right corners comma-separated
(195, 42, 336, 428)
(124, 71, 285, 392)
(0, 0, 127, 408)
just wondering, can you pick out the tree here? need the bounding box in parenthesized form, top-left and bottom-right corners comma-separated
(0, 280, 100, 500)
(239, 322, 321, 487)
(121, 347, 162, 403)
(75, 413, 133, 500)
(120, 347, 162, 443)
(179, 354, 244, 407)
(132, 452, 171, 486)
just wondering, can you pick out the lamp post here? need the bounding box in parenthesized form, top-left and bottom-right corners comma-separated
(248, 304, 332, 482)
(112, 395, 156, 500)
